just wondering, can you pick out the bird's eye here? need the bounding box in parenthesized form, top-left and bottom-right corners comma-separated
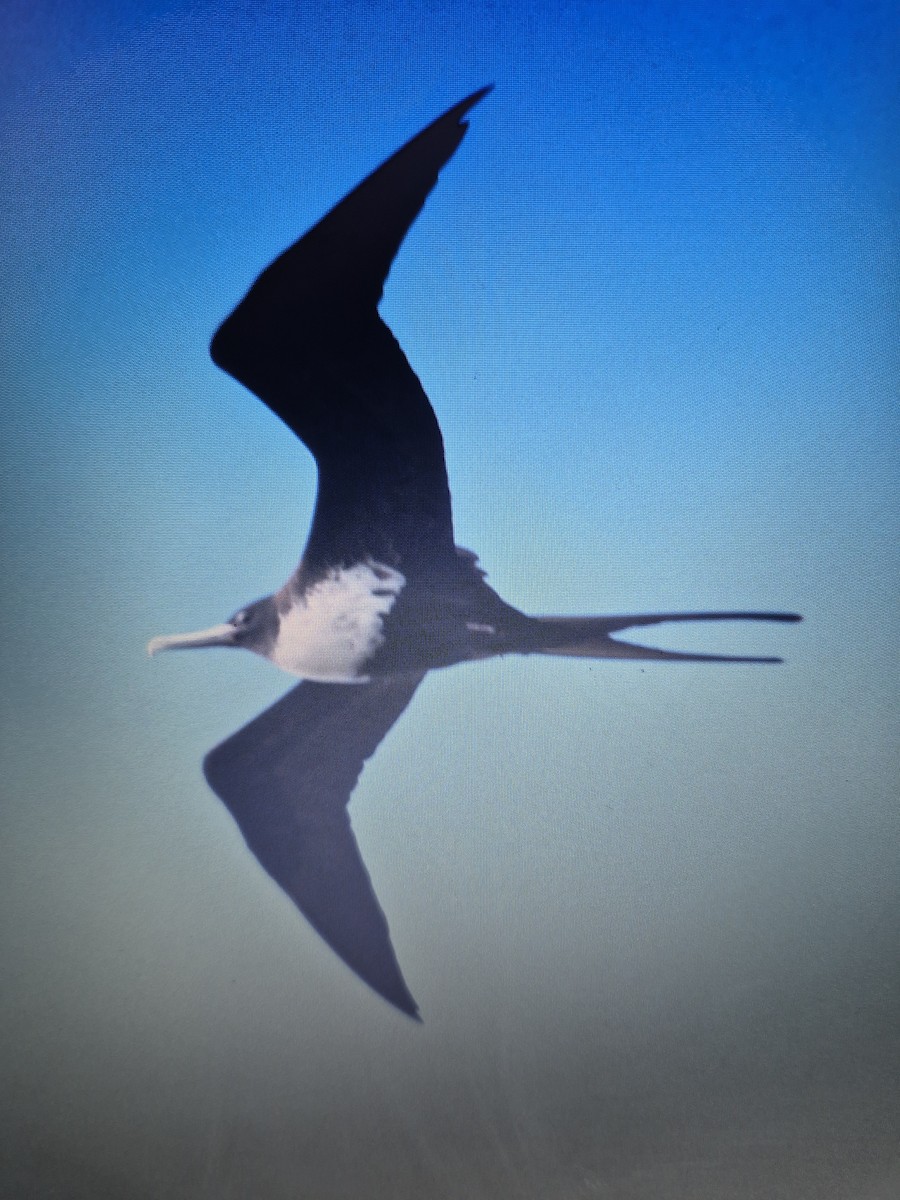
(233, 610, 249, 627)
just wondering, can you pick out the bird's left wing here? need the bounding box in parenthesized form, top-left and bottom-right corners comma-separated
(210, 86, 491, 370)
(203, 674, 426, 1019)
(208, 88, 491, 575)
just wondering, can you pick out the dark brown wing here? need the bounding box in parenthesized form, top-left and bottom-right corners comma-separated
(209, 88, 492, 575)
(203, 674, 426, 1019)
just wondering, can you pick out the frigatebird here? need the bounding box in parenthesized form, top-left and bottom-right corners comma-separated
(148, 87, 800, 1020)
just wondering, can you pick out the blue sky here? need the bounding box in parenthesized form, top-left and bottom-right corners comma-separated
(2, 2, 897, 1196)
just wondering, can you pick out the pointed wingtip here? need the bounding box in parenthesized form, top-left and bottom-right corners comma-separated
(372, 963, 421, 1022)
(384, 985, 422, 1022)
(459, 84, 494, 111)
(441, 85, 494, 130)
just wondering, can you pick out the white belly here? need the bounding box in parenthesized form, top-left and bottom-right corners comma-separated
(270, 561, 405, 683)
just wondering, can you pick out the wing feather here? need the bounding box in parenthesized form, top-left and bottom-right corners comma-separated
(203, 675, 426, 1018)
(209, 88, 492, 573)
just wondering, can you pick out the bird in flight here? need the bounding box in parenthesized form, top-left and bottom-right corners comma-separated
(148, 87, 800, 1020)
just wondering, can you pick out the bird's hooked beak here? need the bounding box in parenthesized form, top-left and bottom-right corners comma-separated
(147, 622, 238, 657)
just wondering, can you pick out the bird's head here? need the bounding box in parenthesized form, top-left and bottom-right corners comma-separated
(147, 595, 279, 660)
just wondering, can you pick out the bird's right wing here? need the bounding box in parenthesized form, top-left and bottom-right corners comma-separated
(203, 674, 426, 1019)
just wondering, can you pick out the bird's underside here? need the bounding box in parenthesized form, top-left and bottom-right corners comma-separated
(150, 87, 801, 1019)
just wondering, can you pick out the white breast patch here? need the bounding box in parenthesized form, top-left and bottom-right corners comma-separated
(270, 561, 405, 683)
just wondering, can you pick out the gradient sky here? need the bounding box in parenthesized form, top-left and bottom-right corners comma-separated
(2, 2, 898, 1197)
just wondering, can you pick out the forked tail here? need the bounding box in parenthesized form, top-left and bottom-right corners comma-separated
(530, 611, 802, 663)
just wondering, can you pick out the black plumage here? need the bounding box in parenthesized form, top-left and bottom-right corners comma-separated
(210, 88, 492, 576)
(149, 89, 800, 1018)
(204, 675, 425, 1019)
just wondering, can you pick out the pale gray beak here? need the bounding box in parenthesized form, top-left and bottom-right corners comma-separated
(147, 622, 237, 657)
